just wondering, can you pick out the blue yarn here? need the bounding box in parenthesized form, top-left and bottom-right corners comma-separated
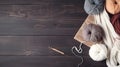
(84, 0, 105, 15)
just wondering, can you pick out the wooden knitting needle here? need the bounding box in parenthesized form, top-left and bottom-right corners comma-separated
(49, 47, 65, 55)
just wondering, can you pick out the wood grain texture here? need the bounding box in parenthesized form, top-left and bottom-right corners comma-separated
(0, 5, 86, 36)
(0, 0, 83, 5)
(0, 36, 89, 56)
(0, 0, 107, 67)
(0, 56, 107, 67)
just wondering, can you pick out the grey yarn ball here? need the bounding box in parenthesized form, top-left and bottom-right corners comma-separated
(84, 0, 105, 15)
(82, 24, 105, 43)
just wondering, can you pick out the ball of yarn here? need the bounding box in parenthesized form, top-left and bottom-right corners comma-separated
(111, 13, 120, 35)
(82, 24, 105, 43)
(106, 0, 120, 14)
(89, 44, 107, 61)
(107, 40, 120, 66)
(117, 51, 120, 65)
(84, 0, 105, 15)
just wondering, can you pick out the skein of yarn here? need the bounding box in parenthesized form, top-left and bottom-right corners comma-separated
(117, 51, 120, 66)
(89, 44, 108, 61)
(82, 24, 105, 43)
(106, 40, 120, 67)
(84, 0, 105, 15)
(106, 0, 120, 14)
(111, 13, 120, 35)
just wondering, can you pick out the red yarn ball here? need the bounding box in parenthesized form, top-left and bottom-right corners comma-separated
(111, 13, 120, 35)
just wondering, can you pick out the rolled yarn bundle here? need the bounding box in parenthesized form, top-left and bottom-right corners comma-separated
(106, 0, 120, 14)
(111, 13, 120, 35)
(82, 24, 105, 43)
(106, 40, 120, 67)
(84, 0, 105, 15)
(89, 44, 107, 61)
(117, 51, 120, 66)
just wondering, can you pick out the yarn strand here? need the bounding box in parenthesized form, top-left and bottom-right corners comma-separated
(71, 42, 84, 67)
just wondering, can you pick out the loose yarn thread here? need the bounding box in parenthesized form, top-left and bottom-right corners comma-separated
(71, 42, 84, 67)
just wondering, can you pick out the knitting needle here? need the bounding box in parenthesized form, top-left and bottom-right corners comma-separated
(49, 47, 65, 55)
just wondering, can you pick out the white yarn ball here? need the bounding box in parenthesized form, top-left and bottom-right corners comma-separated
(89, 44, 108, 61)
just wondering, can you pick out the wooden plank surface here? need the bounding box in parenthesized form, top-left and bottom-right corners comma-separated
(0, 5, 86, 36)
(0, 0, 107, 67)
(0, 0, 83, 5)
(0, 56, 107, 67)
(0, 22, 77, 36)
(0, 36, 89, 56)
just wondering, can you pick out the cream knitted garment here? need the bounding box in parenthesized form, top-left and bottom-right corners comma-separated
(89, 9, 120, 67)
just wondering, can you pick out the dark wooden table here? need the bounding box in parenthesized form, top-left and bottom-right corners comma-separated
(0, 0, 107, 67)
